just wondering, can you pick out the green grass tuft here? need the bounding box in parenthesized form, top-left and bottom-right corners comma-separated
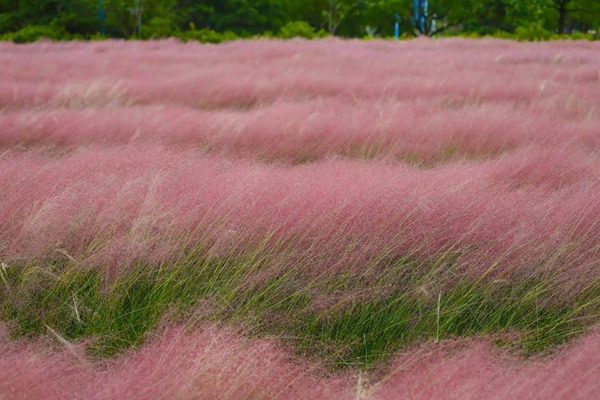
(1, 255, 599, 368)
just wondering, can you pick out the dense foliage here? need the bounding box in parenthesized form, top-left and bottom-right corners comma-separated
(1, 0, 599, 42)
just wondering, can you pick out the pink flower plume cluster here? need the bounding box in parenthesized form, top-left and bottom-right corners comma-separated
(0, 324, 351, 400)
(370, 327, 600, 400)
(1, 324, 599, 400)
(1, 145, 598, 290)
(1, 38, 599, 162)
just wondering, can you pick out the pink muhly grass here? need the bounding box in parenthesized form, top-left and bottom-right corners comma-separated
(1, 39, 598, 163)
(1, 323, 599, 400)
(369, 328, 600, 400)
(0, 145, 598, 294)
(0, 38, 599, 399)
(1, 100, 598, 162)
(0, 324, 351, 400)
(1, 39, 598, 109)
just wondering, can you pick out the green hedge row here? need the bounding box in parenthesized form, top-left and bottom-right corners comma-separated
(0, 21, 326, 44)
(1, 21, 597, 44)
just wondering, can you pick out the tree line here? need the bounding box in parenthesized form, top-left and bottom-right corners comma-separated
(1, 0, 599, 42)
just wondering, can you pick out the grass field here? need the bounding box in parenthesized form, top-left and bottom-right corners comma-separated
(1, 38, 599, 399)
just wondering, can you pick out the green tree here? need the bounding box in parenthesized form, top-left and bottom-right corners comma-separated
(1, 0, 599, 40)
(545, 0, 600, 33)
(0, 0, 96, 35)
(280, 0, 328, 30)
(203, 0, 285, 35)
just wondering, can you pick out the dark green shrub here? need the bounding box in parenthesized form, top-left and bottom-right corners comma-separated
(279, 21, 318, 39)
(0, 25, 70, 43)
(176, 27, 239, 44)
(142, 16, 176, 39)
(515, 22, 552, 41)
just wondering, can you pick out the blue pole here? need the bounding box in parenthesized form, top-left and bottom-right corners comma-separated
(413, 0, 419, 31)
(395, 13, 401, 39)
(422, 0, 428, 33)
(136, 0, 143, 38)
(98, 0, 105, 36)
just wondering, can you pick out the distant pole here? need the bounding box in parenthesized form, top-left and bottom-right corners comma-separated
(129, 0, 143, 38)
(413, 0, 419, 33)
(422, 0, 428, 34)
(98, 0, 105, 36)
(413, 0, 430, 35)
(395, 14, 401, 39)
(136, 0, 143, 38)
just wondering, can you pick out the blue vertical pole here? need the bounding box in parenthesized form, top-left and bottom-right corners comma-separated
(413, 0, 420, 32)
(136, 0, 143, 38)
(422, 0, 428, 34)
(395, 14, 400, 39)
(414, 0, 428, 35)
(98, 0, 105, 36)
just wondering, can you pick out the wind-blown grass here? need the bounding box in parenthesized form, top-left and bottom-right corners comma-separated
(1, 39, 599, 163)
(1, 147, 598, 291)
(1, 323, 599, 400)
(3, 251, 598, 366)
(0, 38, 599, 399)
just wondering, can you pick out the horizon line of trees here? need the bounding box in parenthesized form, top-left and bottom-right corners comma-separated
(1, 0, 599, 42)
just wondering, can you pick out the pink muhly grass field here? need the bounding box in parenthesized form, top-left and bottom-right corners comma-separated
(1, 145, 598, 294)
(369, 327, 600, 400)
(0, 38, 599, 399)
(1, 324, 598, 400)
(0, 324, 352, 400)
(1, 39, 599, 162)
